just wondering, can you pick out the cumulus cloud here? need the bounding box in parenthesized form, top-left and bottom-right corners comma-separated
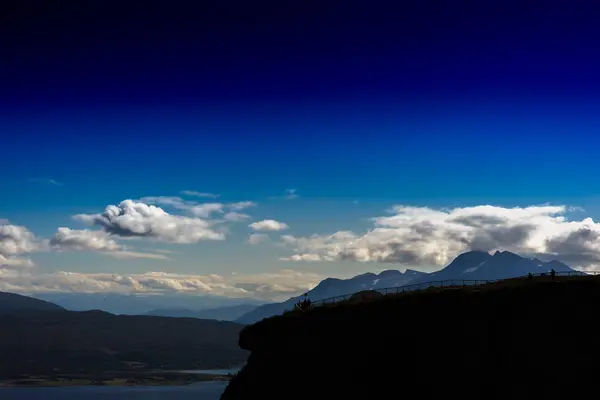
(190, 203, 225, 218)
(74, 200, 225, 243)
(248, 233, 269, 245)
(280, 204, 600, 270)
(49, 228, 169, 260)
(0, 269, 323, 301)
(0, 255, 34, 268)
(249, 219, 289, 232)
(50, 228, 121, 252)
(180, 190, 219, 198)
(140, 196, 255, 221)
(0, 224, 41, 268)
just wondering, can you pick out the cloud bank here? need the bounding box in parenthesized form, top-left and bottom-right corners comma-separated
(50, 228, 169, 260)
(0, 269, 323, 301)
(280, 204, 600, 271)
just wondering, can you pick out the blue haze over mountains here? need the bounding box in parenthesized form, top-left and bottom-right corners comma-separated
(32, 292, 266, 317)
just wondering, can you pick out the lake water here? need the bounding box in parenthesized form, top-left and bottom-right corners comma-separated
(0, 381, 229, 399)
(180, 367, 242, 375)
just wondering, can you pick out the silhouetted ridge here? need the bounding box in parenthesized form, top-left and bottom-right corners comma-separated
(0, 308, 247, 378)
(223, 275, 600, 400)
(0, 291, 65, 313)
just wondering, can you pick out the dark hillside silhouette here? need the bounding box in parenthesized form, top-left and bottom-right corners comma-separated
(0, 291, 65, 313)
(0, 309, 247, 378)
(223, 275, 600, 400)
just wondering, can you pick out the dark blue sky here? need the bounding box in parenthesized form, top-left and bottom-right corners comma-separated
(3, 1, 600, 106)
(4, 0, 600, 208)
(4, 0, 600, 292)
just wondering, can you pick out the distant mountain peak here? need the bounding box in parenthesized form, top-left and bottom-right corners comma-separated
(457, 250, 493, 258)
(352, 272, 377, 280)
(492, 250, 522, 260)
(377, 270, 403, 279)
(403, 269, 425, 275)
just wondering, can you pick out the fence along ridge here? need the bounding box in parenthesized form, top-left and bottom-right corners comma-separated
(308, 270, 595, 307)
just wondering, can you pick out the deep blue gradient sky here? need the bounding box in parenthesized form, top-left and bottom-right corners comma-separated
(3, 1, 600, 298)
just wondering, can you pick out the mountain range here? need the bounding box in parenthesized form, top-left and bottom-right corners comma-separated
(32, 292, 265, 316)
(235, 250, 577, 324)
(0, 293, 248, 378)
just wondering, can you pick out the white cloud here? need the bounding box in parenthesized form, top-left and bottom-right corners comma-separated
(0, 255, 34, 268)
(50, 228, 121, 252)
(0, 269, 324, 301)
(105, 251, 169, 260)
(0, 224, 41, 268)
(223, 212, 251, 222)
(0, 224, 40, 255)
(249, 219, 289, 232)
(140, 196, 255, 222)
(248, 233, 269, 245)
(74, 200, 225, 244)
(229, 201, 256, 211)
(190, 203, 225, 218)
(180, 190, 219, 198)
(139, 196, 194, 210)
(49, 228, 169, 260)
(280, 204, 600, 270)
(279, 253, 322, 262)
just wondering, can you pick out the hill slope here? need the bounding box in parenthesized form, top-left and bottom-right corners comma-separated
(0, 309, 247, 378)
(222, 275, 600, 400)
(0, 291, 65, 313)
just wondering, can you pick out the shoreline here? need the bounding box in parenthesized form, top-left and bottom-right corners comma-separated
(0, 371, 235, 388)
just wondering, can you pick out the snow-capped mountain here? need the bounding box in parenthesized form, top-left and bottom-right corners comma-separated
(235, 250, 577, 324)
(423, 250, 575, 282)
(235, 268, 427, 324)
